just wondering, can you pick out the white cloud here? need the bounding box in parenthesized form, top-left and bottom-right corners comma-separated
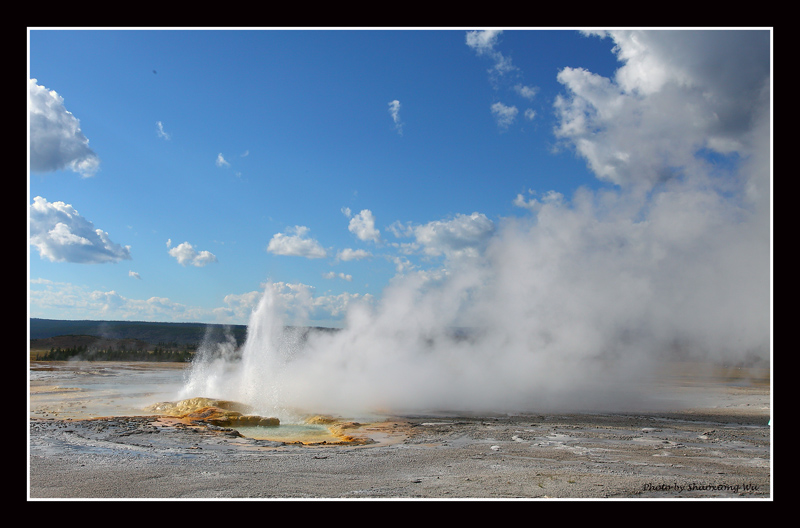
(168, 241, 218, 267)
(466, 30, 516, 78)
(156, 121, 171, 140)
(29, 277, 373, 326)
(90, 290, 126, 313)
(47, 222, 92, 247)
(129, 271, 142, 280)
(220, 290, 264, 321)
(216, 153, 230, 167)
(275, 282, 374, 320)
(323, 271, 353, 281)
(336, 248, 372, 261)
(348, 209, 381, 243)
(387, 220, 414, 239)
(267, 226, 327, 259)
(28, 79, 100, 177)
(29, 279, 199, 322)
(491, 102, 518, 130)
(29, 196, 131, 263)
(388, 241, 420, 255)
(222, 283, 367, 324)
(411, 212, 496, 259)
(388, 100, 403, 135)
(341, 207, 352, 218)
(465, 29, 501, 55)
(514, 84, 538, 99)
(513, 189, 565, 212)
(390, 255, 415, 274)
(466, 32, 539, 133)
(313, 290, 372, 318)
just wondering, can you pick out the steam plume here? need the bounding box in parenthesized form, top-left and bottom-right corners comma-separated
(179, 30, 770, 420)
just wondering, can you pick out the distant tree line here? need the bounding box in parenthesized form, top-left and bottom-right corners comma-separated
(39, 344, 196, 362)
(30, 318, 249, 346)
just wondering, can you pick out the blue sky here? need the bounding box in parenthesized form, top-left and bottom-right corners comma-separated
(28, 28, 772, 335)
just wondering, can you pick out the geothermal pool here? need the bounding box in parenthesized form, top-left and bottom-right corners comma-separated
(28, 361, 356, 443)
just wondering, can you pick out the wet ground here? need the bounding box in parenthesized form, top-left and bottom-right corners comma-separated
(30, 361, 189, 420)
(29, 361, 771, 499)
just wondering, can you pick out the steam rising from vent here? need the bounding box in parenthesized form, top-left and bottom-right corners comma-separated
(179, 30, 771, 420)
(180, 168, 769, 418)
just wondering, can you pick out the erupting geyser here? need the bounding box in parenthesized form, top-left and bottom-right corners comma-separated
(176, 30, 770, 422)
(178, 168, 770, 419)
(177, 285, 308, 423)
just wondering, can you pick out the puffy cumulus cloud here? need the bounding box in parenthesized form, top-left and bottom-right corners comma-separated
(217, 290, 266, 322)
(29, 196, 131, 263)
(554, 30, 771, 190)
(348, 209, 381, 244)
(465, 29, 501, 55)
(591, 29, 770, 104)
(410, 212, 496, 259)
(29, 79, 100, 177)
(270, 282, 316, 324)
(261, 281, 373, 324)
(267, 226, 327, 259)
(89, 290, 126, 313)
(167, 240, 218, 267)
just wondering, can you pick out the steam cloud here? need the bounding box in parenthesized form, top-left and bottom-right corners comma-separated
(179, 30, 771, 420)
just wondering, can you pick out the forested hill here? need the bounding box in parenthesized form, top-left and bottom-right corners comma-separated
(29, 318, 249, 347)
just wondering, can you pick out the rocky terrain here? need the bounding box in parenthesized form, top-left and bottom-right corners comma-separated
(29, 383, 771, 499)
